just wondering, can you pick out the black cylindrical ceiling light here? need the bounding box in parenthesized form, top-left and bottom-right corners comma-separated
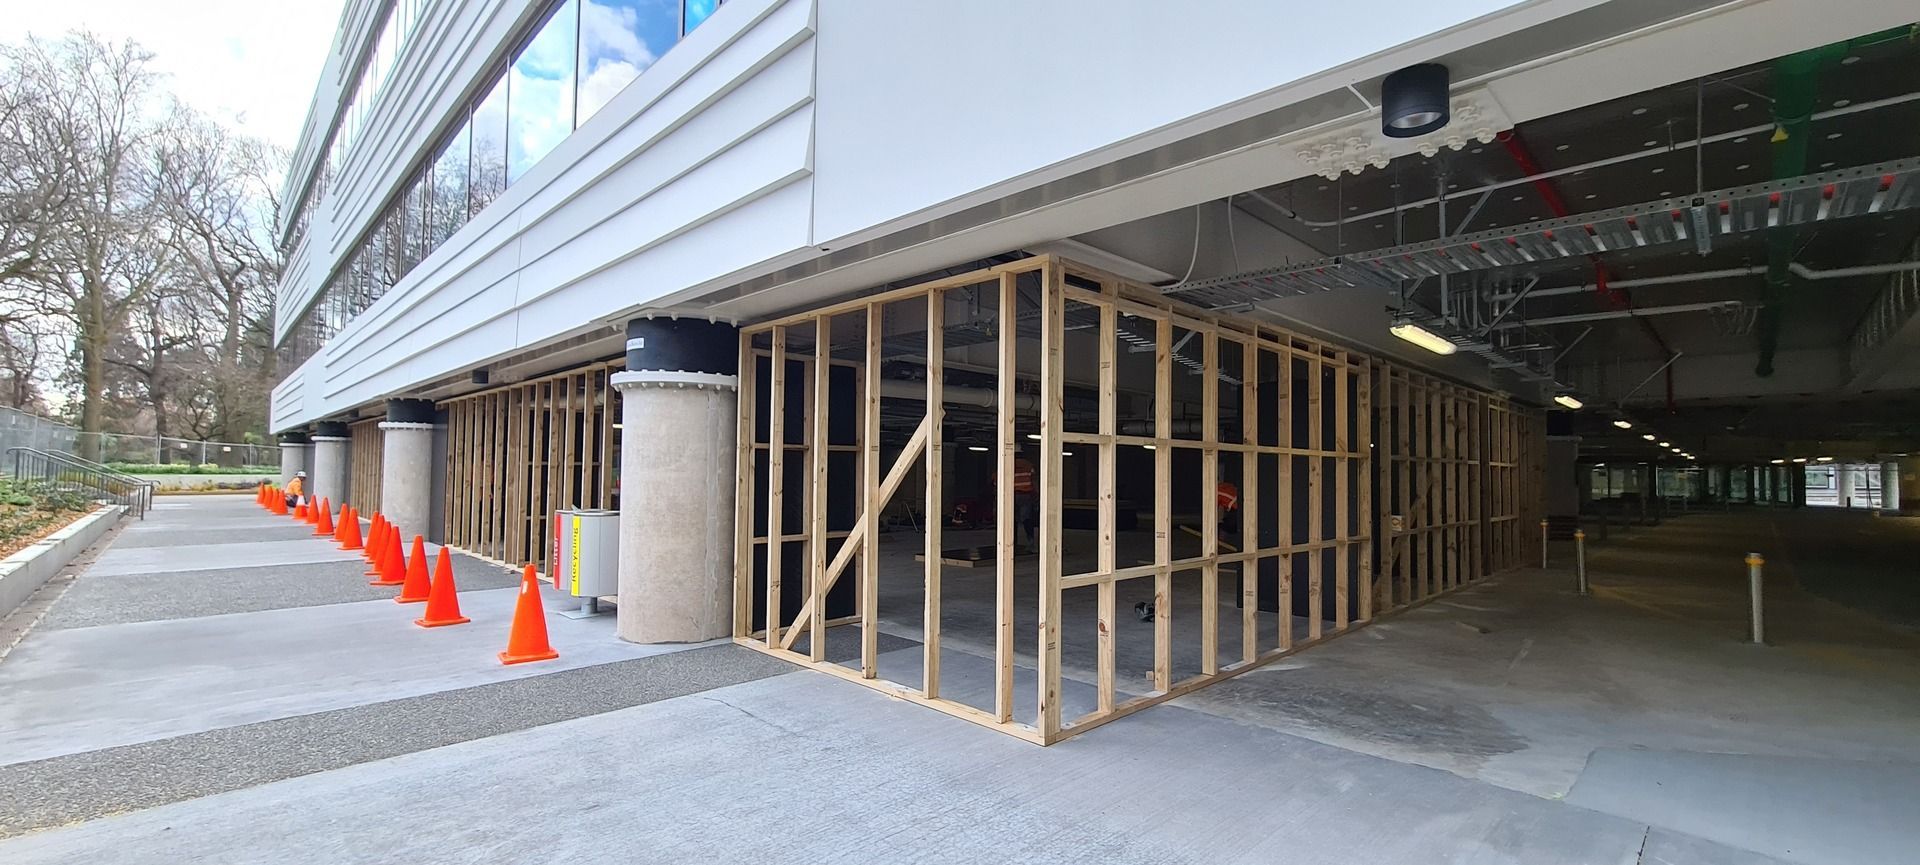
(1381, 63, 1450, 138)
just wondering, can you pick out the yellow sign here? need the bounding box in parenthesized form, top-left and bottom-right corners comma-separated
(570, 514, 583, 595)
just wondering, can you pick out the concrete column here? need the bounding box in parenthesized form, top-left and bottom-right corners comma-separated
(309, 421, 351, 509)
(379, 399, 438, 540)
(1837, 465, 1857, 509)
(1899, 457, 1920, 515)
(277, 434, 308, 485)
(1881, 460, 1901, 514)
(612, 317, 739, 644)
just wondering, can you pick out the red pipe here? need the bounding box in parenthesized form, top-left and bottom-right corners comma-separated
(1498, 130, 1676, 411)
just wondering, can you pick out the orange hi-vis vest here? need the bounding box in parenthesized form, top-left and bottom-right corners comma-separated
(287, 477, 305, 498)
(1217, 480, 1239, 512)
(1012, 458, 1035, 494)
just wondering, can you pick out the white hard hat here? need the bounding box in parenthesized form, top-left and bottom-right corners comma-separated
(296, 471, 307, 477)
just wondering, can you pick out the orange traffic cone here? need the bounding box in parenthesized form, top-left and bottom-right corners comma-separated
(364, 515, 384, 560)
(370, 529, 406, 586)
(332, 504, 350, 544)
(415, 549, 470, 628)
(338, 506, 363, 551)
(395, 536, 432, 603)
(293, 500, 308, 521)
(363, 522, 387, 578)
(498, 564, 557, 663)
(269, 492, 282, 515)
(313, 498, 334, 536)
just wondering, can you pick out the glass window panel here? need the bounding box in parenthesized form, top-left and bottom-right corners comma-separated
(578, 0, 678, 124)
(431, 122, 470, 248)
(683, 0, 719, 34)
(394, 175, 421, 276)
(469, 73, 508, 217)
(378, 9, 400, 89)
(507, 0, 578, 183)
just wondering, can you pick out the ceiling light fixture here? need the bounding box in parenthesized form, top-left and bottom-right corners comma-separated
(1657, 441, 1671, 448)
(967, 445, 989, 453)
(1380, 64, 1450, 138)
(1816, 456, 1834, 462)
(1642, 433, 1656, 441)
(1613, 419, 1633, 429)
(1792, 457, 1808, 464)
(1553, 394, 1584, 410)
(1770, 458, 1786, 464)
(1025, 433, 1041, 441)
(1389, 321, 1458, 355)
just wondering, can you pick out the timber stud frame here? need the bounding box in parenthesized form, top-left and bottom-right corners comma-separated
(734, 254, 1544, 745)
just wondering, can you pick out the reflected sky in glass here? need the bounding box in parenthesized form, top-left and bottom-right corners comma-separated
(577, 0, 678, 124)
(509, 0, 579, 182)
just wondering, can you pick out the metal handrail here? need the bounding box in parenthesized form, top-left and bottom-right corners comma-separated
(5, 446, 155, 519)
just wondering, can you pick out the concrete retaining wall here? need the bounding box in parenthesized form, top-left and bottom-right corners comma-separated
(0, 505, 124, 619)
(136, 474, 274, 490)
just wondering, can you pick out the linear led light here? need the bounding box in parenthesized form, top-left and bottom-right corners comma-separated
(1657, 441, 1671, 448)
(1025, 433, 1041, 441)
(1816, 456, 1834, 462)
(1642, 433, 1656, 441)
(1389, 321, 1458, 355)
(967, 445, 989, 452)
(1792, 457, 1808, 464)
(1770, 458, 1786, 464)
(1612, 419, 1633, 429)
(1552, 394, 1585, 410)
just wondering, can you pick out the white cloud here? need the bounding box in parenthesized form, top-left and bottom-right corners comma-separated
(0, 0, 344, 157)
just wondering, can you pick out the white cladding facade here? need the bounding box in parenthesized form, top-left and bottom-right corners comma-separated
(276, 0, 1910, 431)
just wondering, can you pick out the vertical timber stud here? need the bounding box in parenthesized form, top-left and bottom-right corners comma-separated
(924, 291, 944, 699)
(863, 303, 883, 679)
(1038, 262, 1066, 739)
(1358, 361, 1374, 621)
(765, 327, 786, 649)
(810, 317, 831, 662)
(1153, 314, 1172, 692)
(1201, 334, 1219, 675)
(1334, 353, 1350, 633)
(1277, 344, 1293, 651)
(1241, 341, 1259, 664)
(734, 335, 755, 639)
(994, 278, 1016, 717)
(1097, 297, 1118, 713)
(1307, 351, 1324, 642)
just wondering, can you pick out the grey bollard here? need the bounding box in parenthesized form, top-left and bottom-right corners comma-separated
(1746, 552, 1765, 645)
(1540, 519, 1549, 570)
(1575, 530, 1588, 595)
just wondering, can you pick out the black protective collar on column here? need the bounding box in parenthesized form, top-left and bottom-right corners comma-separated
(626, 317, 737, 375)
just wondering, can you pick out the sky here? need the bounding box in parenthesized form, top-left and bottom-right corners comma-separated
(0, 0, 348, 154)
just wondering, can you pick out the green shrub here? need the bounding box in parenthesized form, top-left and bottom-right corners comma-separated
(105, 463, 278, 476)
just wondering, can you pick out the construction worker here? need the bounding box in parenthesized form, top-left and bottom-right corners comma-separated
(285, 471, 307, 510)
(994, 453, 1039, 554)
(1217, 479, 1240, 533)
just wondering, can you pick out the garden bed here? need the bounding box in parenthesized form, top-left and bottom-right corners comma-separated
(0, 482, 94, 559)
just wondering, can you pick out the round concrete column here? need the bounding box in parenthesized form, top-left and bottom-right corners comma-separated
(379, 399, 438, 539)
(309, 421, 351, 509)
(611, 317, 739, 644)
(1898, 456, 1920, 515)
(278, 435, 309, 485)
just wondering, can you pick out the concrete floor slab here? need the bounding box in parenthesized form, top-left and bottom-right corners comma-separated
(36, 553, 522, 630)
(1568, 749, 1920, 865)
(82, 537, 365, 576)
(0, 671, 1682, 865)
(110, 523, 332, 548)
(0, 585, 705, 767)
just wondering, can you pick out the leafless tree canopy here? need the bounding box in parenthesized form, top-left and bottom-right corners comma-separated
(0, 31, 283, 447)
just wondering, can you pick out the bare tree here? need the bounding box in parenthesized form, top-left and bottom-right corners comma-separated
(0, 33, 170, 453)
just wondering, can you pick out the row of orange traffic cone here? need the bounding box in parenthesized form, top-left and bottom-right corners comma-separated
(253, 483, 556, 664)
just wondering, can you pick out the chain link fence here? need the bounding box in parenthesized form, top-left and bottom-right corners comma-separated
(0, 406, 279, 470)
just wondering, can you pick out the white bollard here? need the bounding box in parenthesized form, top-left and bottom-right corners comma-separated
(1746, 552, 1765, 645)
(1575, 530, 1588, 596)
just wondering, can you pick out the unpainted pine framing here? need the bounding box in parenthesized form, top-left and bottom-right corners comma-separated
(738, 259, 1050, 744)
(348, 418, 384, 515)
(439, 360, 622, 570)
(1050, 260, 1374, 742)
(736, 254, 1533, 746)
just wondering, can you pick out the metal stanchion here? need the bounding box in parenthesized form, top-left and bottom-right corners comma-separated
(1575, 530, 1588, 595)
(1540, 519, 1549, 569)
(1746, 552, 1765, 645)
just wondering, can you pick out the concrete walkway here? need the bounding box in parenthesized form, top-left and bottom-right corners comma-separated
(0, 496, 1877, 863)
